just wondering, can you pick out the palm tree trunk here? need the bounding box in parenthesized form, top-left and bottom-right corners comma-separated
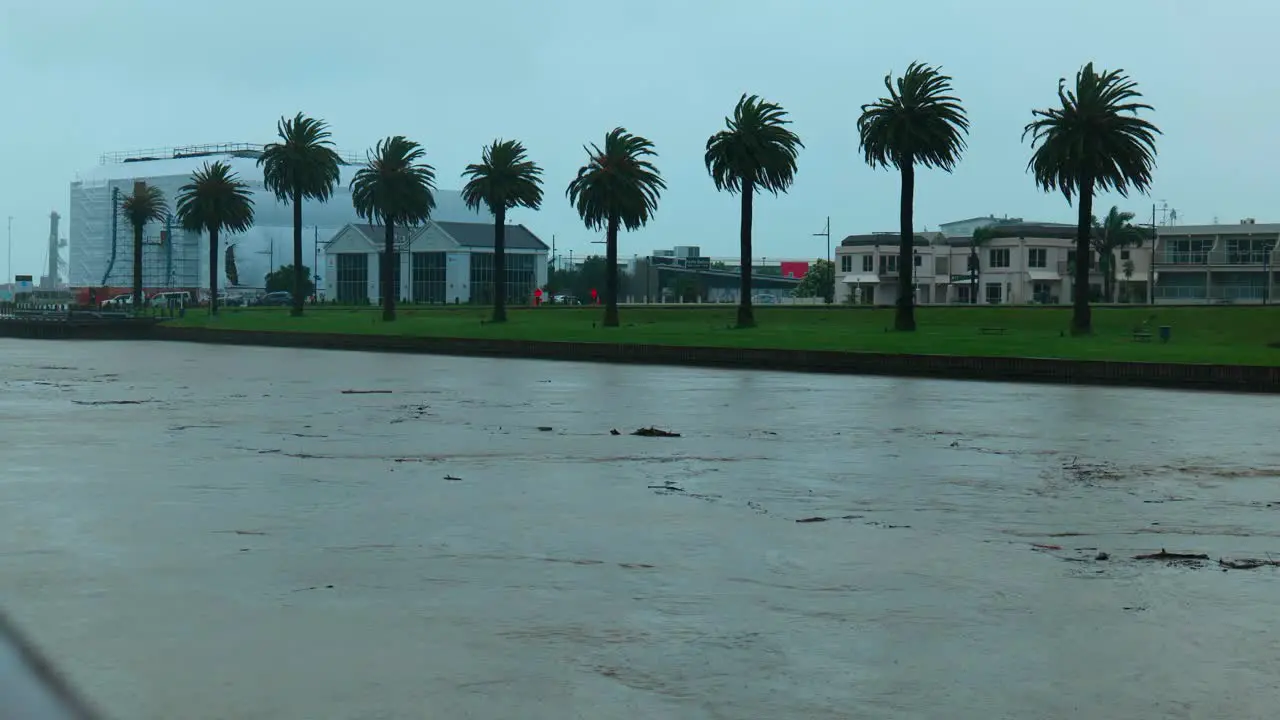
(604, 214, 620, 327)
(132, 223, 144, 310)
(383, 223, 396, 322)
(969, 244, 978, 304)
(896, 163, 916, 331)
(492, 207, 507, 323)
(208, 227, 219, 315)
(737, 180, 755, 328)
(1072, 181, 1094, 334)
(291, 191, 304, 317)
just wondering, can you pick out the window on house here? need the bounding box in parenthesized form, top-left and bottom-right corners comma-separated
(989, 248, 1010, 268)
(1067, 250, 1095, 269)
(879, 255, 899, 274)
(1027, 248, 1047, 268)
(914, 254, 923, 267)
(985, 282, 1002, 304)
(861, 255, 873, 272)
(1120, 249, 1131, 260)
(840, 255, 852, 273)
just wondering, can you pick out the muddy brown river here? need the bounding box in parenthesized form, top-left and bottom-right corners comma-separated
(2, 338, 1279, 719)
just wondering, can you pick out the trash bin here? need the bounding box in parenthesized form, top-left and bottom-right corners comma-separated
(1159, 325, 1171, 343)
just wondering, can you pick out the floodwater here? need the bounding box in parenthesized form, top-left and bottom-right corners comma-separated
(2, 339, 1280, 720)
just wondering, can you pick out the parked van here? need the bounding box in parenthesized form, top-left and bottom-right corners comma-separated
(151, 291, 191, 307)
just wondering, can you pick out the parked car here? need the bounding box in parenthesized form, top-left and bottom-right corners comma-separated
(100, 294, 134, 308)
(256, 291, 292, 306)
(151, 291, 191, 307)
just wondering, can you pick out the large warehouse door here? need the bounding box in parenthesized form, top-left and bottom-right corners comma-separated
(335, 253, 368, 303)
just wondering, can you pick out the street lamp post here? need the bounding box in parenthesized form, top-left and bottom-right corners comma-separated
(6, 216, 12, 293)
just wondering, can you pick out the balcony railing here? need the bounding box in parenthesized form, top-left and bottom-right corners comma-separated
(1156, 251, 1209, 265)
(1155, 285, 1270, 301)
(1207, 250, 1276, 265)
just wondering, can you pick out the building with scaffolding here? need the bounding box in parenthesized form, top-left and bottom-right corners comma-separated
(69, 143, 487, 293)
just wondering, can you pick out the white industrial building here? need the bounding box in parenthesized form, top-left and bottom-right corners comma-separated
(68, 143, 488, 292)
(322, 221, 549, 304)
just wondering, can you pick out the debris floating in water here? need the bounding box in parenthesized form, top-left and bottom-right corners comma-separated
(443, 474, 463, 482)
(341, 389, 393, 394)
(1133, 549, 1209, 561)
(537, 426, 553, 432)
(796, 517, 829, 524)
(632, 427, 681, 438)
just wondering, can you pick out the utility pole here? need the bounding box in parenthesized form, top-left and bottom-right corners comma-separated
(6, 216, 12, 295)
(313, 226, 319, 302)
(813, 216, 831, 303)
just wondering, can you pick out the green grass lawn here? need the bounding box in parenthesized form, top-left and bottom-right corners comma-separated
(167, 304, 1280, 366)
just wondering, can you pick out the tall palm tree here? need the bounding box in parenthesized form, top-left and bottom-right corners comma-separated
(119, 182, 168, 309)
(175, 162, 255, 315)
(1025, 63, 1159, 334)
(705, 94, 803, 328)
(1092, 206, 1149, 303)
(349, 136, 436, 322)
(461, 139, 544, 323)
(858, 62, 969, 331)
(566, 128, 665, 327)
(258, 113, 343, 317)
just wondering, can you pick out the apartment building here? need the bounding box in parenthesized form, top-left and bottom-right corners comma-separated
(835, 221, 1153, 305)
(1152, 220, 1278, 303)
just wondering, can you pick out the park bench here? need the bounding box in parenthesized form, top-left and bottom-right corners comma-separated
(978, 327, 1007, 336)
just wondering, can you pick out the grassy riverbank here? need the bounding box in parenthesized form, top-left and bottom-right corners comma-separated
(166, 305, 1280, 365)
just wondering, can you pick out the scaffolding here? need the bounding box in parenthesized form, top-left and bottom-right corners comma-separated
(98, 142, 362, 166)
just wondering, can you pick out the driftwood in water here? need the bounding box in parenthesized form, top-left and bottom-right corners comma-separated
(1133, 549, 1209, 561)
(632, 427, 681, 438)
(1219, 558, 1280, 570)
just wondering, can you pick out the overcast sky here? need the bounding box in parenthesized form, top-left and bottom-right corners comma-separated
(1, 0, 1276, 277)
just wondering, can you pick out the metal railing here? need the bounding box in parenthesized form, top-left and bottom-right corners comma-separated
(1156, 251, 1210, 265)
(1206, 250, 1276, 265)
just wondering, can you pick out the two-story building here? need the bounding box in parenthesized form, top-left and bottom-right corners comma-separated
(834, 219, 1153, 305)
(1152, 220, 1279, 303)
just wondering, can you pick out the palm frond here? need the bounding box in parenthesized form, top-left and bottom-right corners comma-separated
(349, 135, 437, 227)
(175, 161, 256, 236)
(120, 185, 169, 227)
(858, 62, 969, 172)
(257, 112, 343, 203)
(461, 139, 544, 215)
(704, 94, 803, 195)
(1024, 63, 1160, 202)
(566, 127, 665, 232)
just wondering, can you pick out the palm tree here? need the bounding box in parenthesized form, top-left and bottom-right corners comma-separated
(1091, 206, 1149, 303)
(858, 62, 969, 331)
(1025, 63, 1159, 334)
(705, 94, 803, 328)
(969, 227, 996, 304)
(566, 128, 665, 327)
(349, 136, 436, 322)
(175, 162, 255, 315)
(119, 182, 168, 309)
(258, 113, 343, 316)
(461, 139, 544, 323)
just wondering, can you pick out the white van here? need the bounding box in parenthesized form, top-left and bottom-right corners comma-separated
(151, 291, 191, 307)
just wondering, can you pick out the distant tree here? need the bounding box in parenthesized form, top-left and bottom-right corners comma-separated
(225, 244, 240, 286)
(1091, 206, 1150, 303)
(858, 62, 969, 331)
(258, 113, 343, 317)
(461, 139, 544, 323)
(1122, 258, 1136, 302)
(792, 259, 834, 300)
(265, 264, 314, 298)
(174, 161, 255, 315)
(566, 128, 665, 326)
(349, 135, 436, 321)
(969, 227, 996, 304)
(119, 182, 169, 308)
(1025, 63, 1159, 334)
(705, 94, 803, 328)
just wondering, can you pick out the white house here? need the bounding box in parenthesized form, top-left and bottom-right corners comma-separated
(322, 220, 549, 305)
